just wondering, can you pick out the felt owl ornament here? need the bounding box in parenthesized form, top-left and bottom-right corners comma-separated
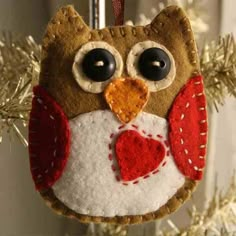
(28, 5, 208, 224)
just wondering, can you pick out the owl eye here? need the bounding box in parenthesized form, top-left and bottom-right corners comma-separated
(138, 48, 171, 81)
(73, 41, 123, 93)
(82, 48, 116, 82)
(127, 41, 176, 92)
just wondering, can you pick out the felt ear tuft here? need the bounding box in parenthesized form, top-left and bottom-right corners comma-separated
(150, 5, 189, 32)
(40, 5, 91, 87)
(151, 6, 183, 27)
(42, 5, 90, 51)
(51, 5, 89, 30)
(150, 5, 199, 68)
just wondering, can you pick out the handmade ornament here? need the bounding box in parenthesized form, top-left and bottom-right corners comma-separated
(28, 4, 208, 224)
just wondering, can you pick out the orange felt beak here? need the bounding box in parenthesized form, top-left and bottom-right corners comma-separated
(104, 78, 149, 123)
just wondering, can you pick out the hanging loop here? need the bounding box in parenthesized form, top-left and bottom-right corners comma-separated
(112, 0, 125, 26)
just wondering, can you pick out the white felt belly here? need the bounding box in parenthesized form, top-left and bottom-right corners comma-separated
(52, 110, 185, 217)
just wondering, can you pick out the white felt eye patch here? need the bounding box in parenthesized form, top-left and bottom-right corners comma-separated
(72, 41, 123, 94)
(126, 40, 176, 92)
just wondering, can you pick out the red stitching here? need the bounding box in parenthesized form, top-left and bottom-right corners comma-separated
(111, 165, 116, 171)
(108, 144, 122, 181)
(162, 161, 167, 167)
(164, 140, 169, 147)
(132, 124, 138, 129)
(112, 126, 174, 186)
(116, 130, 165, 182)
(108, 154, 113, 161)
(143, 175, 150, 179)
(118, 125, 125, 129)
(152, 169, 159, 174)
(116, 175, 120, 181)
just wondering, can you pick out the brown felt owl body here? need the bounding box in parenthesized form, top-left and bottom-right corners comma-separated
(28, 5, 208, 224)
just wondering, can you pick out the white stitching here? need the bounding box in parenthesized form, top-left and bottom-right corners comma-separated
(31, 166, 38, 170)
(177, 77, 207, 173)
(37, 98, 43, 104)
(29, 142, 39, 146)
(194, 166, 203, 172)
(35, 96, 57, 175)
(196, 93, 203, 97)
(194, 166, 199, 171)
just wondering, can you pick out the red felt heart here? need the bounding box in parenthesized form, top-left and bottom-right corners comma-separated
(115, 130, 166, 181)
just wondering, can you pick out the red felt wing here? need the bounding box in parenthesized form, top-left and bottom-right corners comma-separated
(168, 76, 207, 180)
(29, 86, 70, 190)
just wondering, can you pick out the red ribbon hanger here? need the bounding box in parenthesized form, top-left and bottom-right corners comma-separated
(112, 0, 125, 26)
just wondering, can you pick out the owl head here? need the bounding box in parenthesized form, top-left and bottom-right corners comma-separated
(29, 5, 207, 224)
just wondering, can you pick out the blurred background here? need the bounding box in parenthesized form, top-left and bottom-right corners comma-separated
(0, 0, 235, 235)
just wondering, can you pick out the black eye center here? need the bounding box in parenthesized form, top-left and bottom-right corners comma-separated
(82, 48, 116, 82)
(138, 47, 171, 81)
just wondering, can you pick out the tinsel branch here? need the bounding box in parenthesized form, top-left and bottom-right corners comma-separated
(157, 176, 236, 236)
(0, 32, 40, 145)
(201, 34, 236, 111)
(86, 224, 128, 236)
